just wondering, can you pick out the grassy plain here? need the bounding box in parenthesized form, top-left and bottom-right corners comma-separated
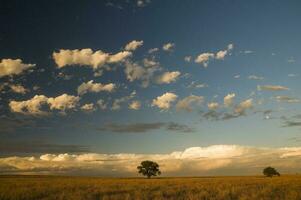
(1, 175, 301, 200)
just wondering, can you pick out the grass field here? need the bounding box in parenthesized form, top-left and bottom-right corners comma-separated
(1, 175, 301, 200)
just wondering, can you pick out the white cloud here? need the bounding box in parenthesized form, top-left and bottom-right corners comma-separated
(224, 93, 235, 107)
(162, 43, 175, 52)
(81, 103, 96, 112)
(155, 71, 181, 84)
(184, 56, 192, 62)
(195, 44, 234, 67)
(187, 81, 208, 89)
(148, 48, 159, 54)
(124, 60, 159, 88)
(112, 91, 136, 111)
(136, 0, 151, 7)
(227, 44, 234, 50)
(9, 84, 28, 94)
(53, 49, 131, 69)
(77, 80, 116, 95)
(288, 74, 298, 77)
(152, 92, 177, 110)
(257, 85, 289, 91)
(244, 50, 253, 54)
(207, 102, 219, 110)
(215, 50, 228, 60)
(47, 94, 80, 112)
(248, 75, 264, 80)
(180, 145, 244, 159)
(9, 94, 79, 115)
(129, 100, 141, 110)
(194, 53, 214, 67)
(2, 145, 301, 176)
(9, 95, 48, 115)
(124, 40, 143, 51)
(176, 95, 204, 112)
(0, 59, 35, 77)
(97, 99, 107, 110)
(274, 96, 300, 103)
(288, 58, 295, 63)
(216, 44, 233, 59)
(142, 58, 159, 67)
(234, 99, 253, 115)
(107, 51, 132, 63)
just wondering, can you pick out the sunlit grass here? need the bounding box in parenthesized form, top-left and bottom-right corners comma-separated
(1, 175, 301, 200)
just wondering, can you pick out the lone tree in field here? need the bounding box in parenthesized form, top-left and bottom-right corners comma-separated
(137, 160, 161, 178)
(263, 167, 280, 177)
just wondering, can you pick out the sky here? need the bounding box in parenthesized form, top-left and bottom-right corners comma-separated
(0, 0, 301, 176)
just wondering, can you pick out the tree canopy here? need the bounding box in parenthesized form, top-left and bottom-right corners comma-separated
(263, 167, 280, 177)
(137, 160, 161, 178)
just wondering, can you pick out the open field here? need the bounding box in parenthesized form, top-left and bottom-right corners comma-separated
(1, 175, 301, 200)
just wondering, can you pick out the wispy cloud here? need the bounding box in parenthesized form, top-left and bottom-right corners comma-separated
(98, 122, 193, 133)
(257, 85, 289, 91)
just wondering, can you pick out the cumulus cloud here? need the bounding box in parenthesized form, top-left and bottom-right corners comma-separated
(124, 40, 143, 51)
(77, 80, 116, 95)
(9, 94, 80, 115)
(97, 99, 107, 110)
(81, 103, 96, 112)
(184, 56, 192, 62)
(52, 49, 131, 69)
(215, 50, 228, 60)
(224, 93, 235, 107)
(162, 43, 175, 52)
(9, 84, 28, 94)
(148, 48, 159, 54)
(47, 94, 80, 112)
(194, 53, 215, 67)
(195, 44, 234, 67)
(207, 102, 219, 110)
(129, 100, 141, 110)
(234, 99, 253, 115)
(155, 71, 181, 84)
(9, 95, 49, 115)
(124, 60, 159, 87)
(152, 92, 178, 110)
(1, 145, 301, 176)
(111, 91, 136, 111)
(257, 85, 289, 91)
(215, 44, 233, 60)
(0, 59, 35, 77)
(176, 95, 204, 112)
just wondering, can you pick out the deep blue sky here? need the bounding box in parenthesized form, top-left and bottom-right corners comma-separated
(1, 0, 301, 156)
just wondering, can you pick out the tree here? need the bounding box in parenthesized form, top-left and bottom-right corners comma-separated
(263, 167, 280, 177)
(137, 160, 161, 178)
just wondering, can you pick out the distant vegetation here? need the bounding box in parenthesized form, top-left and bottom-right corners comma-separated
(137, 160, 161, 178)
(1, 175, 301, 200)
(263, 167, 280, 177)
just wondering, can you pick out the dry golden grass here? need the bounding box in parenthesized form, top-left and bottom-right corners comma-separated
(1, 175, 301, 200)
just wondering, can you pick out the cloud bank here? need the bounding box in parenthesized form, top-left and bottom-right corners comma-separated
(53, 49, 131, 69)
(1, 145, 301, 176)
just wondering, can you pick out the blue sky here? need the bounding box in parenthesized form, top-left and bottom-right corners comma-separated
(0, 0, 301, 175)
